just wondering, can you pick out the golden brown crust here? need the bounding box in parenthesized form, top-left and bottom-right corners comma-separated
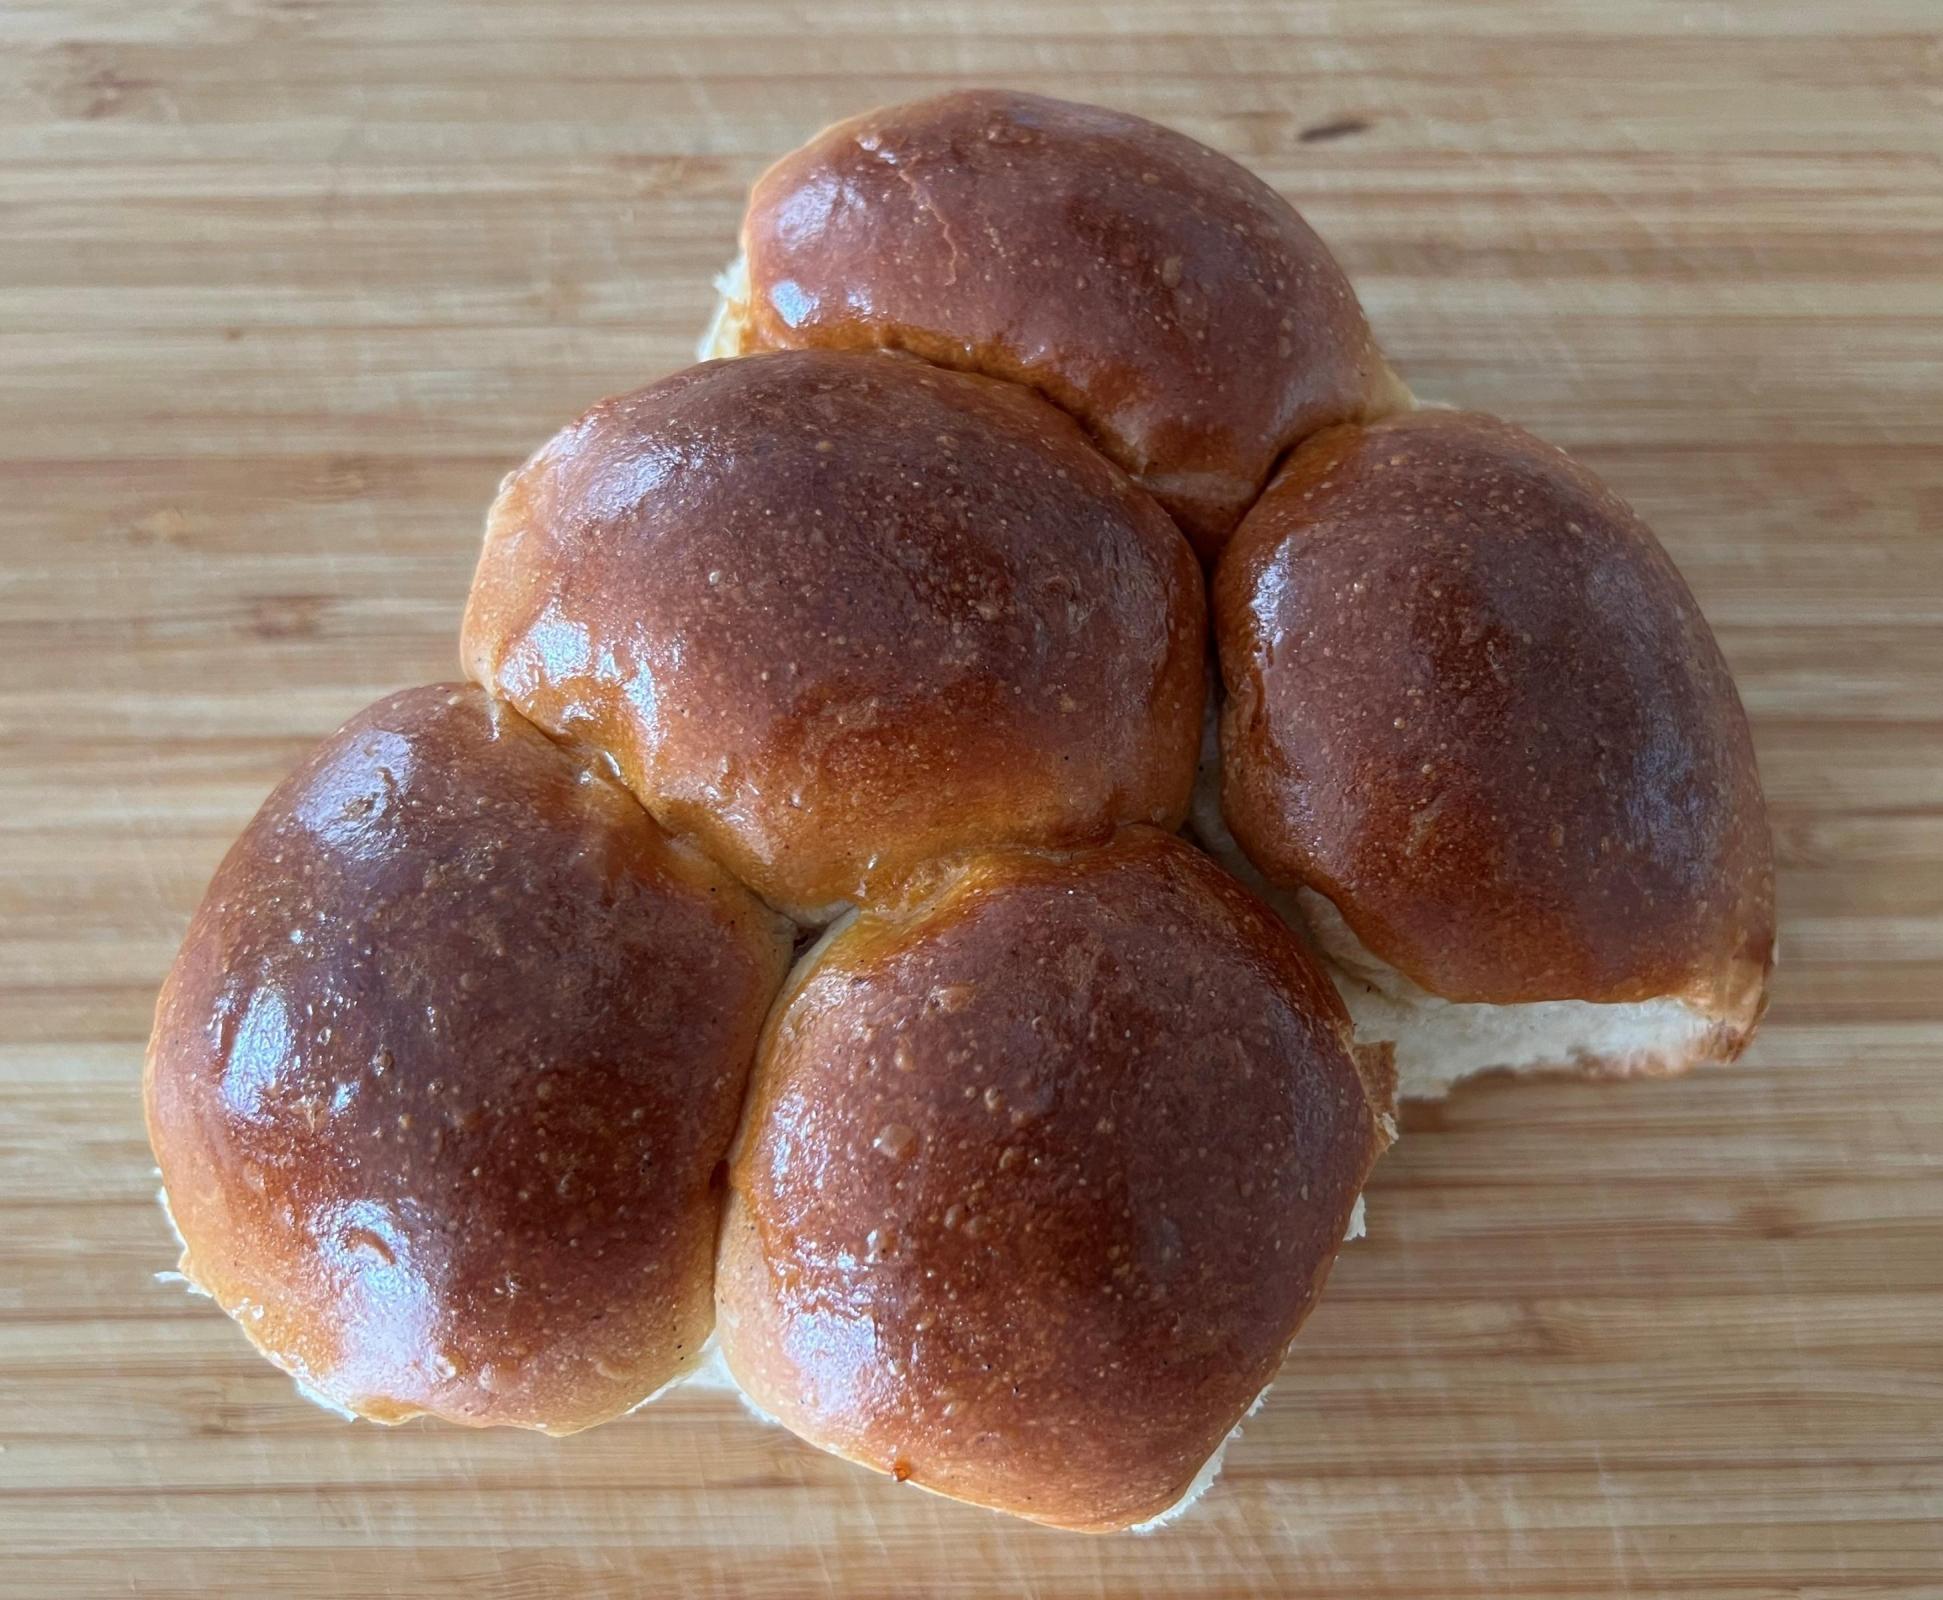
(730, 89, 1405, 561)
(144, 685, 792, 1433)
(715, 828, 1384, 1532)
(1214, 410, 1774, 1028)
(461, 349, 1206, 921)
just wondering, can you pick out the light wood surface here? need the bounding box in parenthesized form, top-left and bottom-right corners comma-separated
(3, 2, 1940, 1594)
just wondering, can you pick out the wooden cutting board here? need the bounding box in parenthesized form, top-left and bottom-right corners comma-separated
(3, 2, 1938, 1594)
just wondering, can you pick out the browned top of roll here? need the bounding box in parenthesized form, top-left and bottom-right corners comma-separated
(728, 89, 1405, 561)
(715, 828, 1385, 1532)
(145, 685, 792, 1433)
(1214, 411, 1775, 1017)
(462, 349, 1205, 922)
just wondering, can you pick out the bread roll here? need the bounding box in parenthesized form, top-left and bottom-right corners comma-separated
(462, 349, 1205, 922)
(1212, 411, 1774, 1096)
(715, 828, 1387, 1531)
(141, 88, 1780, 1528)
(145, 685, 792, 1432)
(707, 89, 1407, 560)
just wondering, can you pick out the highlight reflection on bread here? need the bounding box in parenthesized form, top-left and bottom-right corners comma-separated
(145, 90, 1773, 1530)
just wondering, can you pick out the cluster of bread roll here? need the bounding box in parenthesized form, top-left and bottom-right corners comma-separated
(146, 91, 1774, 1532)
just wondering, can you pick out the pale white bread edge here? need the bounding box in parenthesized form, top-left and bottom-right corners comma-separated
(1296, 889, 1720, 1099)
(1189, 746, 1721, 1098)
(698, 255, 750, 362)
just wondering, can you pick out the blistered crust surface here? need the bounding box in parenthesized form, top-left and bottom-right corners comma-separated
(144, 685, 792, 1433)
(462, 349, 1205, 920)
(716, 828, 1383, 1531)
(732, 88, 1403, 559)
(1214, 410, 1774, 1016)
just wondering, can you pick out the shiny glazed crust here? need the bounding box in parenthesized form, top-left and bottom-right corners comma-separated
(716, 828, 1387, 1531)
(461, 349, 1206, 920)
(1214, 410, 1774, 1033)
(144, 685, 793, 1433)
(142, 88, 1780, 1527)
(726, 89, 1407, 561)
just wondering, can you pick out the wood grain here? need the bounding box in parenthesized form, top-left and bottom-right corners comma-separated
(3, 1, 1940, 1594)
